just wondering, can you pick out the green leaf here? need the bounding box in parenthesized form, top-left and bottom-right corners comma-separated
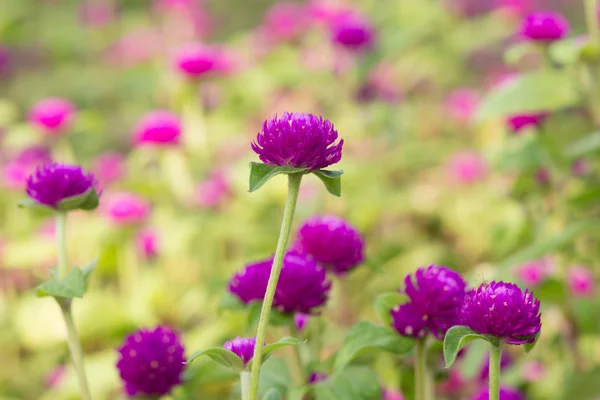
(475, 70, 581, 121)
(17, 198, 47, 210)
(549, 37, 585, 65)
(262, 389, 283, 400)
(443, 326, 491, 368)
(374, 292, 408, 326)
(562, 367, 600, 400)
(504, 42, 536, 65)
(187, 347, 245, 373)
(249, 162, 307, 192)
(36, 268, 85, 298)
(334, 321, 413, 372)
(532, 279, 565, 304)
(565, 132, 600, 159)
(57, 189, 100, 212)
(314, 366, 381, 400)
(524, 331, 541, 353)
(312, 169, 343, 197)
(81, 259, 97, 290)
(261, 337, 303, 362)
(218, 291, 246, 311)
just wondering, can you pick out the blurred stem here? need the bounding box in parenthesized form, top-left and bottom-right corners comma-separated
(289, 324, 306, 384)
(584, 0, 600, 126)
(248, 173, 303, 400)
(241, 371, 251, 400)
(585, 0, 599, 46)
(56, 212, 93, 400)
(415, 338, 428, 400)
(489, 343, 503, 400)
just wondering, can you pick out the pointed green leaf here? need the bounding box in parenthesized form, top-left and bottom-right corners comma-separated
(17, 198, 47, 210)
(374, 292, 408, 327)
(249, 162, 307, 192)
(312, 169, 343, 197)
(36, 268, 85, 298)
(566, 131, 600, 159)
(187, 347, 245, 373)
(443, 326, 491, 368)
(314, 366, 381, 400)
(81, 259, 98, 290)
(57, 189, 99, 212)
(261, 337, 303, 362)
(524, 331, 541, 353)
(262, 388, 283, 400)
(334, 321, 413, 372)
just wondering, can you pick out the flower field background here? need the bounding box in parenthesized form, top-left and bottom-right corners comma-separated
(0, 0, 599, 399)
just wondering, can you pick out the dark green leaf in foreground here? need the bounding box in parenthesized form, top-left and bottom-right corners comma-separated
(312, 169, 343, 197)
(443, 326, 492, 368)
(313, 366, 381, 400)
(248, 336, 304, 370)
(187, 347, 245, 373)
(524, 331, 541, 353)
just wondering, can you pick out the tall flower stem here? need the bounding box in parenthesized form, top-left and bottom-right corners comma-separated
(56, 211, 93, 400)
(415, 338, 428, 400)
(489, 343, 503, 400)
(241, 371, 251, 400)
(248, 173, 303, 400)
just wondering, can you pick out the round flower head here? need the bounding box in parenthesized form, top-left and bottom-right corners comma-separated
(507, 113, 546, 133)
(29, 98, 75, 134)
(102, 192, 151, 225)
(401, 265, 467, 339)
(446, 89, 479, 123)
(461, 281, 541, 345)
(471, 386, 525, 400)
(228, 259, 272, 304)
(224, 337, 256, 366)
(520, 11, 570, 42)
(295, 215, 364, 275)
(174, 44, 227, 78)
(26, 163, 99, 210)
(382, 388, 405, 400)
(116, 326, 185, 397)
(133, 110, 181, 146)
(330, 11, 375, 50)
(391, 302, 428, 338)
(514, 258, 553, 287)
(251, 112, 343, 170)
(195, 171, 230, 208)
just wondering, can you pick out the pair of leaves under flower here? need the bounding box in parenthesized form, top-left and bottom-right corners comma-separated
(36, 260, 97, 299)
(248, 162, 343, 197)
(187, 336, 304, 373)
(18, 188, 100, 212)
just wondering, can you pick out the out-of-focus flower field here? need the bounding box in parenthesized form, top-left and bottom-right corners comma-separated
(1, 0, 599, 399)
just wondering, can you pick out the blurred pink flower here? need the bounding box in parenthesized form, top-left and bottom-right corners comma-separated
(507, 113, 546, 133)
(29, 98, 76, 134)
(382, 388, 405, 400)
(446, 89, 480, 123)
(133, 110, 181, 146)
(93, 152, 125, 187)
(45, 365, 66, 388)
(495, 0, 535, 18)
(79, 1, 115, 27)
(136, 228, 159, 260)
(102, 192, 151, 225)
(307, 0, 340, 25)
(1, 146, 52, 190)
(522, 361, 545, 382)
(174, 44, 234, 78)
(446, 151, 488, 184)
(194, 171, 230, 208)
(0, 46, 11, 76)
(330, 11, 375, 51)
(106, 29, 160, 67)
(520, 11, 570, 42)
(262, 1, 308, 41)
(567, 265, 595, 298)
(514, 258, 554, 287)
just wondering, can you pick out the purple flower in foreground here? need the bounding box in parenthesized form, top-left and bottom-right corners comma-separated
(520, 11, 570, 42)
(26, 163, 99, 209)
(251, 112, 343, 170)
(296, 215, 364, 275)
(471, 386, 525, 400)
(224, 337, 256, 366)
(116, 326, 185, 397)
(461, 281, 541, 345)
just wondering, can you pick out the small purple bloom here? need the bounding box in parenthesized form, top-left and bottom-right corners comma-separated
(330, 11, 375, 50)
(295, 215, 364, 275)
(461, 281, 541, 345)
(294, 313, 310, 332)
(136, 228, 159, 260)
(116, 326, 186, 397)
(535, 167, 550, 186)
(133, 110, 181, 146)
(567, 265, 595, 298)
(26, 163, 99, 209)
(174, 44, 229, 78)
(391, 302, 428, 338)
(308, 371, 328, 384)
(520, 11, 570, 42)
(224, 337, 256, 366)
(251, 112, 343, 170)
(471, 386, 525, 400)
(506, 113, 546, 133)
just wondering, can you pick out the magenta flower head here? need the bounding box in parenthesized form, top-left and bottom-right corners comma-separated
(25, 163, 100, 211)
(507, 112, 546, 133)
(29, 98, 76, 135)
(520, 11, 570, 42)
(136, 228, 159, 260)
(330, 11, 375, 50)
(116, 326, 186, 397)
(174, 44, 227, 78)
(295, 215, 364, 276)
(102, 192, 151, 225)
(392, 265, 467, 339)
(461, 281, 541, 345)
(514, 258, 553, 287)
(252, 112, 343, 170)
(471, 386, 525, 400)
(133, 110, 181, 146)
(224, 337, 256, 366)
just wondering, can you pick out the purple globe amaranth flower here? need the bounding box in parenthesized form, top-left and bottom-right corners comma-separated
(308, 371, 328, 384)
(116, 326, 186, 397)
(133, 110, 181, 146)
(228, 251, 332, 314)
(520, 11, 570, 42)
(251, 112, 343, 170)
(26, 163, 100, 210)
(507, 113, 546, 133)
(391, 302, 428, 338)
(471, 386, 525, 400)
(461, 281, 541, 345)
(224, 337, 256, 366)
(295, 215, 364, 275)
(330, 11, 375, 50)
(294, 313, 310, 332)
(396, 265, 466, 339)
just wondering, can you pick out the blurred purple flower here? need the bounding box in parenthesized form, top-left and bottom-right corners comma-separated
(116, 326, 185, 397)
(136, 228, 159, 260)
(330, 11, 375, 50)
(535, 167, 550, 186)
(294, 313, 310, 332)
(308, 371, 328, 384)
(514, 258, 553, 287)
(2, 146, 52, 190)
(26, 163, 98, 209)
(29, 98, 76, 135)
(520, 11, 570, 42)
(295, 215, 364, 276)
(507, 113, 546, 133)
(251, 112, 343, 170)
(262, 1, 308, 41)
(471, 386, 525, 400)
(446, 89, 480, 123)
(174, 44, 231, 78)
(102, 192, 151, 225)
(194, 171, 230, 208)
(567, 265, 595, 298)
(133, 110, 181, 146)
(446, 151, 488, 184)
(436, 369, 465, 397)
(224, 337, 256, 366)
(461, 281, 541, 345)
(0, 46, 11, 76)
(93, 152, 125, 187)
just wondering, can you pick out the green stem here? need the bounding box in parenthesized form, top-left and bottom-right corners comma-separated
(415, 338, 428, 400)
(241, 371, 251, 400)
(55, 212, 93, 400)
(489, 343, 503, 400)
(248, 173, 303, 400)
(289, 324, 306, 384)
(585, 0, 599, 46)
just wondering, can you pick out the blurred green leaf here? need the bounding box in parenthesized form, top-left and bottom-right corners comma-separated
(374, 292, 408, 327)
(81, 259, 97, 290)
(565, 131, 600, 158)
(504, 42, 536, 65)
(218, 292, 246, 312)
(533, 279, 566, 304)
(524, 331, 541, 353)
(562, 368, 600, 400)
(187, 347, 245, 373)
(312, 170, 343, 197)
(262, 388, 283, 400)
(36, 268, 85, 299)
(249, 162, 306, 192)
(247, 302, 293, 328)
(17, 198, 47, 210)
(57, 189, 100, 212)
(261, 337, 303, 363)
(443, 326, 492, 368)
(313, 366, 381, 400)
